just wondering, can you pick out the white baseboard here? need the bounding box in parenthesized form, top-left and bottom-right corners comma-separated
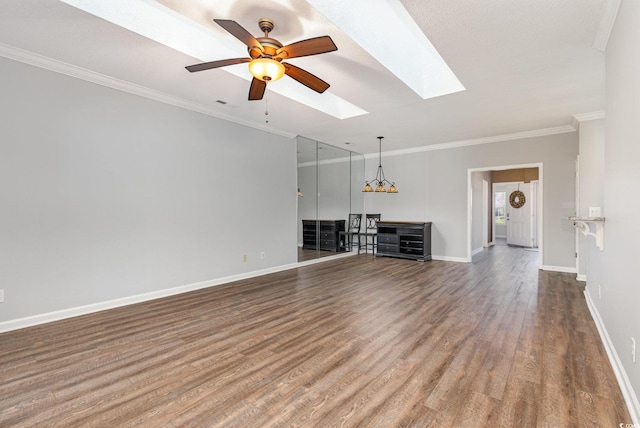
(471, 247, 484, 256)
(576, 274, 587, 282)
(541, 264, 577, 274)
(584, 288, 640, 424)
(432, 255, 469, 263)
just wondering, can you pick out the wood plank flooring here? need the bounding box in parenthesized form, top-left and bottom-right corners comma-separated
(0, 244, 631, 427)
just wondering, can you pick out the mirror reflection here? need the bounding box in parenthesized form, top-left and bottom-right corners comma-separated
(297, 137, 364, 262)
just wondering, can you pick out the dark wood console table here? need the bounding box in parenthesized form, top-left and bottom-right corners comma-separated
(302, 220, 346, 252)
(376, 221, 432, 261)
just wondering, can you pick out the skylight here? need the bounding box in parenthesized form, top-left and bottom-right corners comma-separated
(306, 0, 466, 99)
(59, 0, 367, 120)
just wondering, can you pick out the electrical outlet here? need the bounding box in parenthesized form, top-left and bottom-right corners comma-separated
(242, 254, 247, 263)
(260, 252, 266, 260)
(588, 206, 602, 217)
(0, 289, 4, 303)
(632, 337, 636, 363)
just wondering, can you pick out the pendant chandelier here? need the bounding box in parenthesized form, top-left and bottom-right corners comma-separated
(362, 136, 398, 193)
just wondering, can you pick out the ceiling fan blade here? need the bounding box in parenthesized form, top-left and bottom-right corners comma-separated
(277, 36, 337, 59)
(214, 19, 264, 51)
(186, 58, 250, 73)
(283, 63, 330, 93)
(248, 78, 267, 100)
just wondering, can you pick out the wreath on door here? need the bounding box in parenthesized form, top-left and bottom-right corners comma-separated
(509, 190, 526, 208)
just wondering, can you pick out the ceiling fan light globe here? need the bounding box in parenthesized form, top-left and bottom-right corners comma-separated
(249, 58, 285, 82)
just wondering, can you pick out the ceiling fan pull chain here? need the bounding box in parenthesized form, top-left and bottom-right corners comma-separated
(265, 91, 269, 123)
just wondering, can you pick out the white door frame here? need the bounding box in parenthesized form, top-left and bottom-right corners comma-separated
(530, 179, 539, 247)
(467, 162, 543, 267)
(482, 179, 489, 247)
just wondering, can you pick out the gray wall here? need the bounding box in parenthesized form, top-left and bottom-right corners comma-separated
(584, 0, 640, 419)
(0, 57, 297, 324)
(363, 133, 578, 266)
(577, 118, 605, 279)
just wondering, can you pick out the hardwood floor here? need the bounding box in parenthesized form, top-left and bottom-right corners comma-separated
(0, 245, 631, 427)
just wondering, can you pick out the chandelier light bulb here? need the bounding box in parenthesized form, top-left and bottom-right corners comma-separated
(248, 58, 285, 82)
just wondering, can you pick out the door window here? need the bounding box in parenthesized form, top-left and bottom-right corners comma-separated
(494, 191, 506, 224)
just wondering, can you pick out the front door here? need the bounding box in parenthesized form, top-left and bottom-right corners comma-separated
(506, 183, 532, 247)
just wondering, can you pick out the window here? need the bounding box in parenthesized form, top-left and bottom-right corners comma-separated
(495, 191, 506, 224)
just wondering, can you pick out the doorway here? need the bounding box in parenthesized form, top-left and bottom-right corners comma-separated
(467, 163, 543, 266)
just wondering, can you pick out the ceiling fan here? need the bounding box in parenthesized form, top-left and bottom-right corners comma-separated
(186, 18, 337, 101)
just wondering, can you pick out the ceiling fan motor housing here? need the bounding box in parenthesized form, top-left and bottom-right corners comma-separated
(249, 37, 282, 59)
(250, 19, 284, 60)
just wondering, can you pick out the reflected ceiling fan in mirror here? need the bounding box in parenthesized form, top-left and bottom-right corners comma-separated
(186, 18, 337, 101)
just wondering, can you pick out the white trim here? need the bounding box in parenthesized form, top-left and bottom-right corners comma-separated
(540, 265, 577, 274)
(0, 43, 296, 140)
(584, 288, 640, 423)
(572, 111, 606, 131)
(482, 179, 489, 247)
(432, 255, 469, 263)
(0, 251, 356, 334)
(573, 111, 606, 122)
(575, 155, 582, 281)
(298, 156, 351, 168)
(492, 183, 498, 243)
(471, 247, 484, 256)
(593, 0, 622, 52)
(295, 251, 355, 267)
(576, 274, 587, 282)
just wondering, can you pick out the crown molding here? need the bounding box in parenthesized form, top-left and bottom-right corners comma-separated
(0, 43, 297, 140)
(573, 111, 606, 121)
(298, 156, 352, 168)
(593, 0, 622, 52)
(363, 125, 577, 160)
(572, 111, 606, 129)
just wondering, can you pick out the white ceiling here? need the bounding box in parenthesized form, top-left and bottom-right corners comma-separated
(0, 0, 607, 155)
